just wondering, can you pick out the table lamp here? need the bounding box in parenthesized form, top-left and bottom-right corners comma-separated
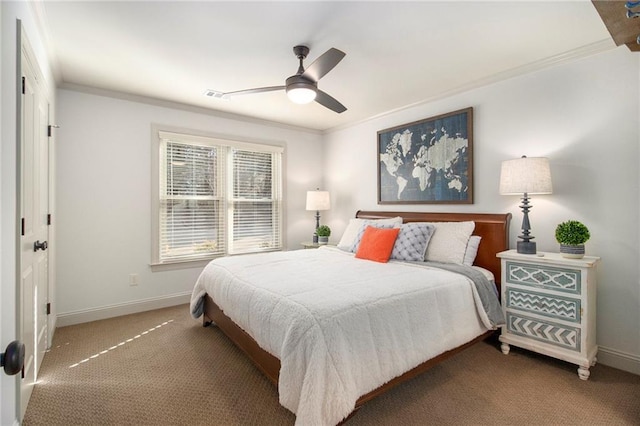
(500, 156, 552, 254)
(306, 189, 330, 242)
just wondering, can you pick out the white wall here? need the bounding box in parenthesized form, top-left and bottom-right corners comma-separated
(323, 47, 640, 374)
(1, 3, 57, 425)
(55, 89, 323, 321)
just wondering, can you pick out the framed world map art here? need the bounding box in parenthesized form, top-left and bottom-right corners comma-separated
(377, 107, 473, 204)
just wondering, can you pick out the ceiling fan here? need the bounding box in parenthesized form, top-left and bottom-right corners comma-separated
(207, 45, 347, 113)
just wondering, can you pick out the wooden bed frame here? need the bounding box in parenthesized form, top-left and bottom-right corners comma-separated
(202, 211, 511, 420)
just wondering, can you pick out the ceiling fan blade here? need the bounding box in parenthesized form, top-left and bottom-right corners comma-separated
(223, 86, 285, 99)
(302, 48, 346, 82)
(315, 90, 347, 114)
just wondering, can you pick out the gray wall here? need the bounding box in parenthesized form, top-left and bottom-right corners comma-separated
(55, 47, 640, 374)
(55, 89, 323, 319)
(323, 47, 640, 374)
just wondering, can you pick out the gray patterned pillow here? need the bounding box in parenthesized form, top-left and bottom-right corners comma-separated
(349, 221, 398, 253)
(391, 222, 436, 261)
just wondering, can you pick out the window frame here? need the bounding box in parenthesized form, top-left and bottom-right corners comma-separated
(151, 126, 285, 269)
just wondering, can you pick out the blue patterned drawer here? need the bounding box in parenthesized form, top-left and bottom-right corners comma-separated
(506, 312, 580, 352)
(506, 288, 581, 323)
(505, 261, 581, 294)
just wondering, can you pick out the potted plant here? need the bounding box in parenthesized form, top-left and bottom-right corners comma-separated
(316, 225, 331, 245)
(555, 220, 590, 259)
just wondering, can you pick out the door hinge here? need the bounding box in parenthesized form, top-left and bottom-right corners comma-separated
(21, 218, 25, 236)
(47, 214, 52, 225)
(21, 76, 25, 94)
(47, 124, 59, 137)
(46, 303, 51, 315)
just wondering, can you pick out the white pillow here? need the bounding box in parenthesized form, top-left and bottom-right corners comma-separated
(424, 221, 475, 264)
(337, 216, 402, 251)
(463, 235, 482, 266)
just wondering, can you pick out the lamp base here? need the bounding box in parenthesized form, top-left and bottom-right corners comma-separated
(517, 241, 537, 254)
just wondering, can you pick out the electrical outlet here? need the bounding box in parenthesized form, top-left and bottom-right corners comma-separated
(129, 273, 139, 286)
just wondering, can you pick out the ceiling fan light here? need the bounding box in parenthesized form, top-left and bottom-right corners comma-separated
(287, 87, 317, 104)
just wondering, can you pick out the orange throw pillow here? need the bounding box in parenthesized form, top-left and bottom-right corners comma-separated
(355, 226, 400, 263)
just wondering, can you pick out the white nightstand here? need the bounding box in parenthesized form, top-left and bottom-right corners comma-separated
(497, 250, 600, 380)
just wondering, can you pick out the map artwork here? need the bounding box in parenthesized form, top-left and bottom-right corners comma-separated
(378, 108, 472, 204)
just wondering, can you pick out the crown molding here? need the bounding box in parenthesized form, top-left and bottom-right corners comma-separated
(325, 39, 616, 134)
(59, 82, 324, 136)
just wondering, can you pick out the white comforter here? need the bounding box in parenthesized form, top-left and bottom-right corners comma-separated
(190, 247, 492, 426)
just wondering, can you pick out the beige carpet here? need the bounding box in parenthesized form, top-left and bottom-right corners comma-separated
(23, 304, 640, 425)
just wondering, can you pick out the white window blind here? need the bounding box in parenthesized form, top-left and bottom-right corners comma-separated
(230, 149, 282, 254)
(155, 131, 283, 264)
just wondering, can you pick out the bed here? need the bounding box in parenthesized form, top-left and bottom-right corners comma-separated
(190, 210, 511, 425)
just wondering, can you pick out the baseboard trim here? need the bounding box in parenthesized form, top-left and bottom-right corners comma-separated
(56, 292, 191, 327)
(597, 345, 640, 376)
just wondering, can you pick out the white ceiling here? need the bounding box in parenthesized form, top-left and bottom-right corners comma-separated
(38, 1, 613, 132)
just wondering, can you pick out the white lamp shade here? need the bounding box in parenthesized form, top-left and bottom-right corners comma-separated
(287, 87, 317, 104)
(500, 157, 552, 195)
(306, 190, 330, 210)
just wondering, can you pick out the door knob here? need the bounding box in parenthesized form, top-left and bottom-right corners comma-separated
(1, 340, 25, 376)
(33, 240, 48, 252)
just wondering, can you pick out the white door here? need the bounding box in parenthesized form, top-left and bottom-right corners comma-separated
(19, 33, 50, 420)
(34, 80, 50, 378)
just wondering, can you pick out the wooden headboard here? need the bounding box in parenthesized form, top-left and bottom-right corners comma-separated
(355, 211, 512, 286)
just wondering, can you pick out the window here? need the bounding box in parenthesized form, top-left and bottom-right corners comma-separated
(152, 130, 283, 265)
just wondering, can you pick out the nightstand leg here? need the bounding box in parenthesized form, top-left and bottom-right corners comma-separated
(500, 342, 510, 355)
(578, 366, 591, 380)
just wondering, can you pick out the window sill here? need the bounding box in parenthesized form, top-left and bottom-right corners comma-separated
(150, 247, 284, 272)
(150, 259, 212, 272)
